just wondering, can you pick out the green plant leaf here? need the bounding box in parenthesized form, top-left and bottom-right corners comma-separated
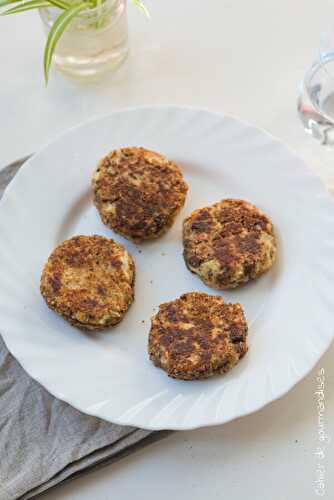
(44, 1, 88, 84)
(0, 0, 23, 8)
(94, 0, 103, 28)
(48, 0, 71, 9)
(0, 0, 70, 10)
(0, 0, 50, 15)
(132, 0, 150, 18)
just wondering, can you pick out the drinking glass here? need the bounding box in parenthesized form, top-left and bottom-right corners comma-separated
(298, 33, 334, 146)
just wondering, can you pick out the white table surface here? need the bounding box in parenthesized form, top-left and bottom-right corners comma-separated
(1, 1, 333, 499)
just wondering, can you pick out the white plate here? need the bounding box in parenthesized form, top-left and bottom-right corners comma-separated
(1, 106, 334, 431)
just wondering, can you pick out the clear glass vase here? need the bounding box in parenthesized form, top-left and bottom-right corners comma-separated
(39, 0, 128, 80)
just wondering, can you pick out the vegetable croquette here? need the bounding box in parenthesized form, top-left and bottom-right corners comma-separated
(40, 235, 135, 331)
(183, 199, 276, 289)
(148, 292, 248, 380)
(92, 147, 188, 242)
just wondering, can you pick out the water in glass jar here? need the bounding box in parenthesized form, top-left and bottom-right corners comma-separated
(40, 0, 128, 80)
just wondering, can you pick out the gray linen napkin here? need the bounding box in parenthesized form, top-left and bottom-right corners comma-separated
(0, 157, 169, 500)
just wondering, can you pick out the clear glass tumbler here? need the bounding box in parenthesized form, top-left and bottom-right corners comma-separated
(39, 0, 128, 80)
(298, 33, 334, 146)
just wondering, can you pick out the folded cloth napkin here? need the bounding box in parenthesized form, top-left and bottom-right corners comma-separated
(0, 158, 169, 500)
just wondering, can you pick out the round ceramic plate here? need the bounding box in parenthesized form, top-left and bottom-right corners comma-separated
(1, 106, 334, 431)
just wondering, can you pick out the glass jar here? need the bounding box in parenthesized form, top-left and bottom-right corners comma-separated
(39, 0, 128, 80)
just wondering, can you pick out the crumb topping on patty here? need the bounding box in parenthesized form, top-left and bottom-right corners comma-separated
(148, 292, 248, 380)
(40, 235, 135, 330)
(92, 147, 188, 242)
(183, 199, 276, 289)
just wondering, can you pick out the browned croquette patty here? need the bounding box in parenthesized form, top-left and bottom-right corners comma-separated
(183, 199, 276, 289)
(40, 235, 135, 331)
(92, 147, 188, 242)
(148, 292, 248, 380)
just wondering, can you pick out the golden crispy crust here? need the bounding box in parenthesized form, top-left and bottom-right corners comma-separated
(148, 292, 248, 380)
(92, 147, 188, 242)
(183, 199, 277, 289)
(40, 235, 135, 331)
